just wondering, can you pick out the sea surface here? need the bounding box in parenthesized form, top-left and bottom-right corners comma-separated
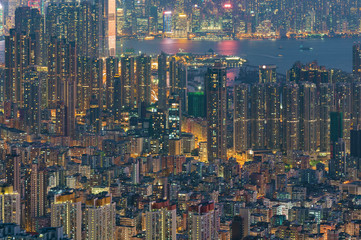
(120, 38, 361, 74)
(0, 38, 358, 74)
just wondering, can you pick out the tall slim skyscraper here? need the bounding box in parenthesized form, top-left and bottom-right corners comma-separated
(168, 95, 182, 156)
(121, 56, 135, 110)
(23, 66, 41, 135)
(5, 153, 20, 193)
(205, 63, 227, 162)
(329, 138, 347, 179)
(335, 83, 352, 151)
(330, 112, 343, 143)
(24, 160, 47, 232)
(136, 54, 151, 107)
(353, 43, 361, 76)
(89, 58, 103, 111)
(169, 57, 187, 113)
(158, 52, 167, 110)
(234, 83, 249, 152)
(105, 57, 119, 111)
(282, 83, 300, 152)
(351, 129, 361, 158)
(113, 75, 122, 120)
(299, 82, 318, 152)
(352, 82, 361, 129)
(106, 0, 116, 56)
(320, 83, 335, 152)
(250, 84, 266, 149)
(14, 7, 44, 65)
(5, 29, 31, 106)
(265, 83, 281, 150)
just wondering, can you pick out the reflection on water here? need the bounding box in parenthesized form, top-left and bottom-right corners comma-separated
(0, 38, 356, 73)
(217, 40, 239, 56)
(121, 38, 359, 73)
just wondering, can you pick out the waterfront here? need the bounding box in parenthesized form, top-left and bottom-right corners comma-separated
(0, 38, 357, 74)
(120, 38, 361, 74)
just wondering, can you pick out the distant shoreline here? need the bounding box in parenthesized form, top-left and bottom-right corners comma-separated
(117, 33, 361, 41)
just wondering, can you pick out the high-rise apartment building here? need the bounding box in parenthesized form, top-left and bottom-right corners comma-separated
(319, 83, 335, 152)
(259, 65, 277, 83)
(0, 185, 20, 225)
(282, 83, 300, 152)
(234, 83, 249, 153)
(158, 52, 168, 110)
(205, 63, 227, 162)
(353, 43, 361, 76)
(145, 200, 177, 240)
(250, 84, 266, 149)
(169, 57, 187, 113)
(84, 194, 116, 240)
(299, 82, 318, 152)
(105, 57, 119, 111)
(136, 54, 151, 107)
(188, 202, 220, 240)
(121, 56, 135, 110)
(265, 83, 281, 150)
(51, 192, 82, 240)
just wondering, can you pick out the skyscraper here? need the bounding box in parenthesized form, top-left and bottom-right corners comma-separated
(205, 62, 227, 162)
(234, 83, 249, 153)
(250, 84, 266, 149)
(282, 83, 300, 152)
(84, 194, 116, 240)
(188, 202, 219, 240)
(299, 82, 318, 152)
(5, 29, 31, 106)
(106, 0, 116, 56)
(105, 57, 119, 111)
(158, 52, 167, 110)
(113, 75, 122, 120)
(319, 83, 335, 152)
(335, 83, 352, 151)
(329, 138, 347, 179)
(188, 92, 206, 118)
(353, 82, 361, 129)
(0, 185, 20, 225)
(265, 83, 281, 150)
(121, 56, 135, 110)
(163, 11, 172, 33)
(51, 192, 82, 240)
(136, 54, 151, 107)
(168, 95, 182, 155)
(169, 57, 187, 113)
(5, 153, 20, 193)
(23, 66, 41, 135)
(330, 112, 343, 143)
(353, 43, 361, 76)
(24, 160, 47, 232)
(145, 201, 177, 240)
(259, 65, 277, 83)
(351, 129, 361, 158)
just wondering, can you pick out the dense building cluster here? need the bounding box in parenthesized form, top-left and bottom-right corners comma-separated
(1, 1, 361, 240)
(116, 0, 361, 39)
(1, 0, 361, 40)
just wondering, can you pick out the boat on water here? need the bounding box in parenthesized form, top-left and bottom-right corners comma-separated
(299, 44, 313, 51)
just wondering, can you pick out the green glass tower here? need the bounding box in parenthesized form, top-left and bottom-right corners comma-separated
(187, 92, 205, 118)
(330, 112, 343, 143)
